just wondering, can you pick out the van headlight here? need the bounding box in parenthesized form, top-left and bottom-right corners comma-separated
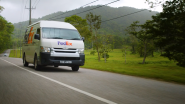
(41, 46, 50, 52)
(78, 49, 84, 54)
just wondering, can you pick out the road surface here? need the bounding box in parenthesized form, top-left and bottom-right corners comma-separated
(0, 49, 185, 104)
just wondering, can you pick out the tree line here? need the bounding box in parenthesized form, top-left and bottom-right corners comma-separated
(0, 6, 14, 52)
(125, 0, 185, 66)
(64, 0, 185, 67)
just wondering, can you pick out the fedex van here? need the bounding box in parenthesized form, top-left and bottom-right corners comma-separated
(22, 21, 85, 71)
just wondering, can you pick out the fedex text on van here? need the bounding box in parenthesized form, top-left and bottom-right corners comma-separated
(58, 41, 72, 46)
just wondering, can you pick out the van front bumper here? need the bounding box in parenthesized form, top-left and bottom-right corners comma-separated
(39, 52, 85, 66)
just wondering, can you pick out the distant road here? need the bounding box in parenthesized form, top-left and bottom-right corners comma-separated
(0, 49, 10, 57)
(0, 50, 185, 104)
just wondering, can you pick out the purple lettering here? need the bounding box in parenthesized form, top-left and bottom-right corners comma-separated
(58, 41, 71, 46)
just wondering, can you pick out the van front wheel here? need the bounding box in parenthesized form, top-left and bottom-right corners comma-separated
(71, 66, 79, 71)
(34, 55, 41, 70)
(54, 65, 58, 67)
(23, 55, 29, 67)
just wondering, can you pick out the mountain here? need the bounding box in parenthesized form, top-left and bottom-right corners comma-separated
(13, 5, 158, 39)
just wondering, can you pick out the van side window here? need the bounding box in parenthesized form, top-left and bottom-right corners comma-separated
(24, 29, 28, 44)
(35, 28, 40, 40)
(36, 28, 40, 35)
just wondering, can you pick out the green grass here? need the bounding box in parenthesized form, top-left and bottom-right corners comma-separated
(9, 49, 185, 84)
(9, 49, 22, 58)
(81, 49, 185, 84)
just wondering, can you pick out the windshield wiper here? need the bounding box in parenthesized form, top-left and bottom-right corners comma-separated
(69, 38, 81, 40)
(46, 37, 63, 39)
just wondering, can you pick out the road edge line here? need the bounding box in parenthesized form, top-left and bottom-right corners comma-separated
(0, 58, 117, 104)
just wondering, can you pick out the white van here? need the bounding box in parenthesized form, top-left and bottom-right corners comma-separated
(22, 21, 85, 71)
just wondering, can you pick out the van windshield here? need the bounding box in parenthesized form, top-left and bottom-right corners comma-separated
(42, 28, 81, 40)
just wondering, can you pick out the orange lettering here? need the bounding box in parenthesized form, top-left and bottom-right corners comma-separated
(28, 27, 34, 44)
(66, 41, 69, 45)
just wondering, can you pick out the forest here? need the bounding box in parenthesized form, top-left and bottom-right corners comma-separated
(0, 6, 14, 52)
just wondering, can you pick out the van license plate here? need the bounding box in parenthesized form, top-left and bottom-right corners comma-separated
(60, 61, 72, 63)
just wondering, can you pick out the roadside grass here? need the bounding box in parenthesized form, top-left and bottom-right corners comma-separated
(81, 49, 185, 84)
(9, 49, 22, 58)
(9, 49, 185, 84)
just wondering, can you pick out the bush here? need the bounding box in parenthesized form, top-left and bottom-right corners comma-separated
(101, 53, 109, 59)
(90, 50, 96, 55)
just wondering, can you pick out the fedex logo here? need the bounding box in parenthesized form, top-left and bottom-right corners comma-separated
(58, 41, 72, 46)
(28, 27, 34, 44)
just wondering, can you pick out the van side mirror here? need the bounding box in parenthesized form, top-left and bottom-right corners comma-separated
(34, 34, 40, 40)
(81, 37, 85, 42)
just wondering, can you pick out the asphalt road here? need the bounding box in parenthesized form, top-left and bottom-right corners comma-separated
(0, 50, 185, 104)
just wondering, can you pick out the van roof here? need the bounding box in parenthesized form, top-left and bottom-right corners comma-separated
(28, 20, 77, 30)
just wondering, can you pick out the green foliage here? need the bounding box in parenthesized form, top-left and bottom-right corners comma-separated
(101, 53, 109, 59)
(100, 44, 111, 62)
(92, 34, 102, 61)
(86, 12, 94, 34)
(0, 17, 6, 31)
(125, 21, 155, 64)
(150, 0, 185, 67)
(64, 15, 91, 40)
(90, 50, 96, 55)
(0, 15, 14, 51)
(113, 35, 124, 49)
(0, 6, 4, 13)
(136, 40, 155, 57)
(121, 46, 128, 56)
(101, 35, 112, 61)
(121, 45, 129, 63)
(86, 12, 102, 61)
(128, 35, 138, 54)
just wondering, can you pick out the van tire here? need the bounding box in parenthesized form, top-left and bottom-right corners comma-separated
(23, 54, 29, 67)
(54, 65, 58, 67)
(34, 55, 41, 70)
(71, 66, 79, 71)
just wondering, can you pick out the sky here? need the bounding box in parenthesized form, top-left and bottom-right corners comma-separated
(0, 0, 163, 24)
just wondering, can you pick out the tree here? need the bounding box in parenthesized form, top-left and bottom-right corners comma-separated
(0, 17, 14, 51)
(136, 40, 155, 57)
(0, 5, 14, 51)
(150, 0, 185, 67)
(0, 6, 4, 13)
(86, 12, 102, 61)
(101, 35, 112, 62)
(126, 21, 154, 64)
(125, 32, 138, 54)
(86, 12, 94, 48)
(121, 45, 128, 64)
(64, 15, 91, 40)
(86, 12, 93, 36)
(113, 35, 124, 49)
(0, 16, 6, 31)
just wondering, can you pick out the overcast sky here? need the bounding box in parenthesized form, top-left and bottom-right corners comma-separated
(0, 0, 163, 24)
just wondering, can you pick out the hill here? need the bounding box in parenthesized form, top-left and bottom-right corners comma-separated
(13, 5, 158, 39)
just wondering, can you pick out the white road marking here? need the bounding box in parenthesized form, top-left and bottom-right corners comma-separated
(0, 58, 117, 104)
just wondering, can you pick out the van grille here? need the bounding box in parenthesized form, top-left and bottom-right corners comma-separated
(51, 57, 80, 60)
(53, 48, 77, 53)
(55, 51, 76, 53)
(54, 48, 76, 50)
